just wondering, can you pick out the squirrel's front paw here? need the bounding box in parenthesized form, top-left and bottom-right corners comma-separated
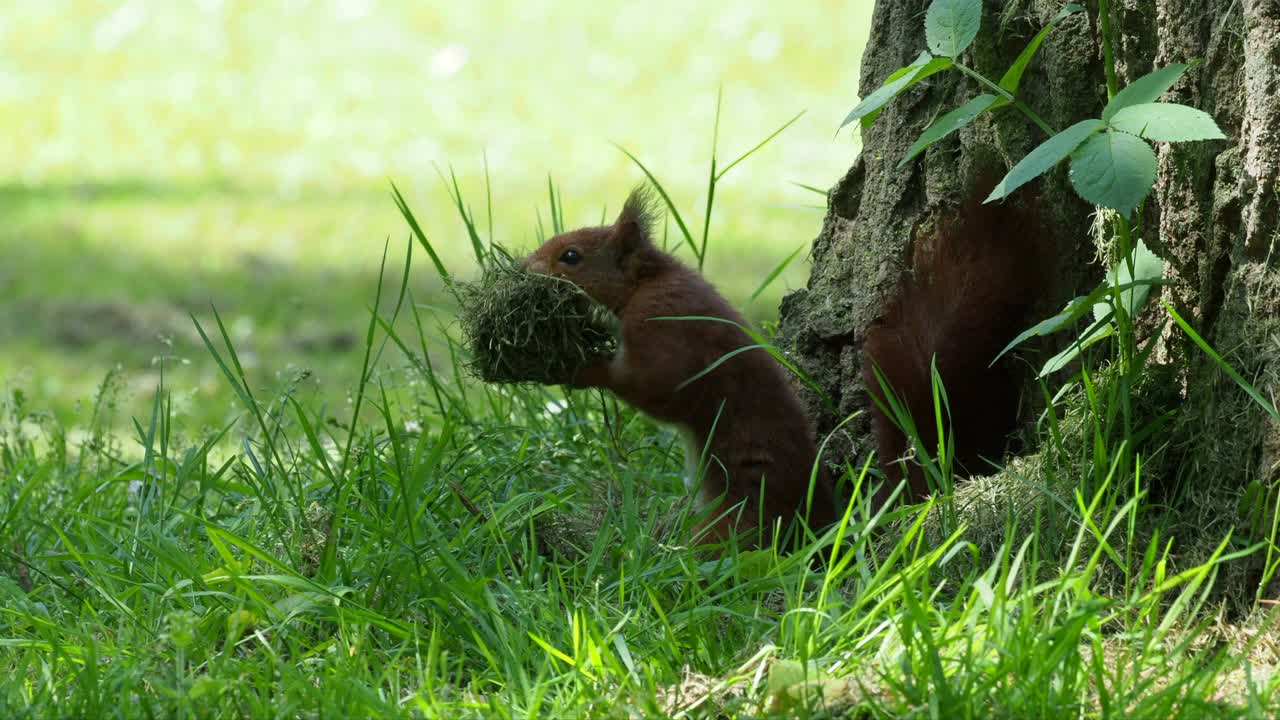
(569, 360, 613, 389)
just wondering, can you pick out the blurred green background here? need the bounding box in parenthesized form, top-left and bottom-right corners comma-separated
(0, 0, 873, 430)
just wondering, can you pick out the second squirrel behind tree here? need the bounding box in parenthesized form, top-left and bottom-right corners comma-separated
(862, 180, 1048, 503)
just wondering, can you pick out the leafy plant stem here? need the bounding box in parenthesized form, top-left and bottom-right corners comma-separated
(1110, 212, 1138, 501)
(1098, 0, 1120, 100)
(1101, 0, 1136, 384)
(1115, 215, 1136, 367)
(953, 61, 1056, 136)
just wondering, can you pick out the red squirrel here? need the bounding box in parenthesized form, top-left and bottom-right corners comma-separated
(862, 183, 1046, 505)
(523, 188, 839, 548)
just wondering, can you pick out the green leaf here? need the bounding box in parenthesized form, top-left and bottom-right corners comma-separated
(883, 54, 932, 84)
(1102, 63, 1191, 122)
(1094, 239, 1164, 322)
(1166, 303, 1280, 421)
(766, 659, 811, 698)
(1040, 319, 1115, 377)
(985, 119, 1104, 203)
(1068, 131, 1158, 216)
(791, 181, 828, 197)
(765, 659, 841, 713)
(864, 57, 953, 128)
(648, 315, 838, 415)
(841, 53, 953, 131)
(900, 94, 998, 168)
(391, 181, 450, 283)
(926, 0, 983, 58)
(991, 275, 1164, 365)
(675, 343, 768, 391)
(749, 243, 806, 301)
(998, 4, 1086, 94)
(613, 143, 696, 252)
(992, 293, 1100, 365)
(717, 110, 805, 181)
(1107, 102, 1226, 142)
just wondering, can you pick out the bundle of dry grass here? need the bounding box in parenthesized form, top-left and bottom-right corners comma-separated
(454, 263, 617, 385)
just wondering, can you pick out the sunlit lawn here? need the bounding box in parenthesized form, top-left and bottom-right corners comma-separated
(0, 0, 873, 429)
(9, 6, 1280, 719)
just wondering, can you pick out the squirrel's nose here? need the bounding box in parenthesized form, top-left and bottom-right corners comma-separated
(523, 256, 549, 274)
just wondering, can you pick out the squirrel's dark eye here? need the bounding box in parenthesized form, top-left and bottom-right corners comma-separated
(559, 248, 582, 266)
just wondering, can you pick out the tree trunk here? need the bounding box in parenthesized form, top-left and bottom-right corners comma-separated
(780, 0, 1279, 541)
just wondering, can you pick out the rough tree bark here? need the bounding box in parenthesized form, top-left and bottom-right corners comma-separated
(779, 0, 1279, 546)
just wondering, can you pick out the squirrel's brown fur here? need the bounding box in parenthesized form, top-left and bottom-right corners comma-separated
(524, 188, 839, 548)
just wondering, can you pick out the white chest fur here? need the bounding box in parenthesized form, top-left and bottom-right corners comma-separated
(612, 338, 706, 503)
(610, 337, 628, 374)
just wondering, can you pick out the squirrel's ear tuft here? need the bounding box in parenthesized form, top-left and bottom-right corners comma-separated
(614, 185, 659, 251)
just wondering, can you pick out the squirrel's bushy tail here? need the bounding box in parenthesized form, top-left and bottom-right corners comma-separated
(862, 185, 1048, 502)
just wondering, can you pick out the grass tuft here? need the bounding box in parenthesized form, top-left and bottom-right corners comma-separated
(454, 261, 618, 386)
(5, 92, 1280, 717)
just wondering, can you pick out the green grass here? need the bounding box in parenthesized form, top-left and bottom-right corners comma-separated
(3, 230, 1280, 717)
(6, 2, 1280, 717)
(0, 0, 873, 428)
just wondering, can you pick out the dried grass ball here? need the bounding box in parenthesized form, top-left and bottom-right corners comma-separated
(454, 265, 618, 385)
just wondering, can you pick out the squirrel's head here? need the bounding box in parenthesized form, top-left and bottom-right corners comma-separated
(522, 187, 663, 313)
